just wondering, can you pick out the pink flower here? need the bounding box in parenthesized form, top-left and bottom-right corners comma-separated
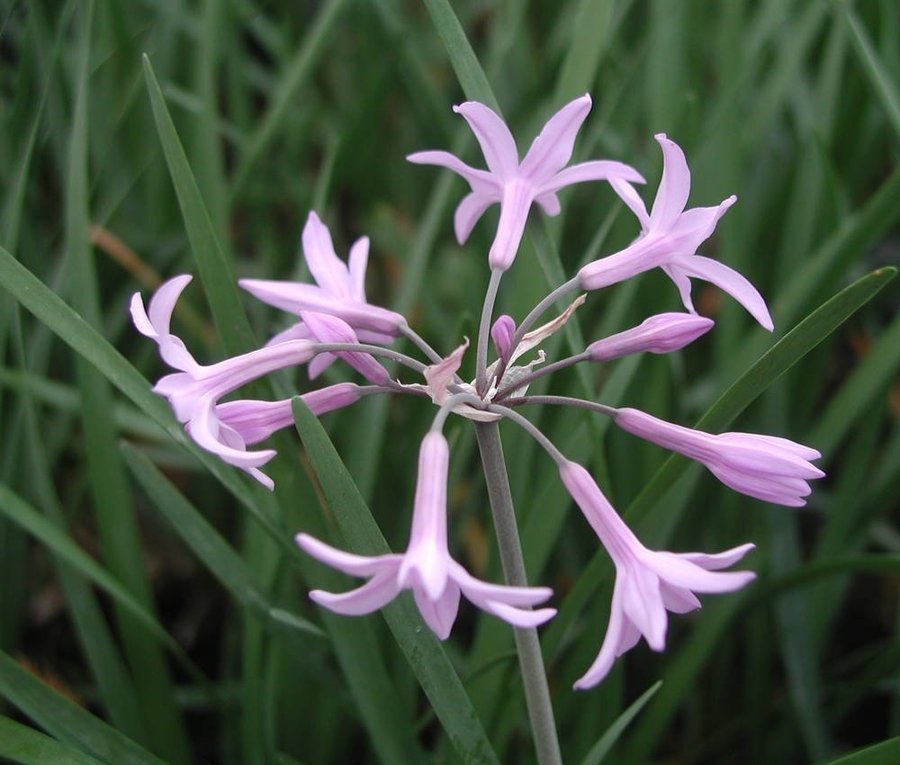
(614, 408, 824, 506)
(299, 311, 389, 385)
(559, 461, 756, 689)
(586, 313, 714, 362)
(297, 433, 556, 637)
(408, 95, 644, 271)
(578, 134, 773, 331)
(131, 275, 317, 488)
(240, 212, 406, 378)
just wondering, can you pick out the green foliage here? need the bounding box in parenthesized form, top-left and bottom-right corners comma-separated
(0, 1, 897, 763)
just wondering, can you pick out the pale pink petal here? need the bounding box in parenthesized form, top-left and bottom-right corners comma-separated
(484, 600, 556, 628)
(659, 582, 702, 614)
(454, 192, 496, 244)
(678, 543, 756, 570)
(452, 102, 519, 178)
(667, 198, 736, 253)
(670, 255, 773, 331)
(308, 352, 336, 379)
(488, 179, 534, 271)
(649, 134, 691, 230)
(542, 160, 646, 195)
(735, 434, 821, 462)
(608, 178, 650, 230)
(646, 553, 756, 594)
(414, 581, 461, 640)
(450, 561, 554, 608)
(660, 263, 696, 313)
(301, 311, 389, 385)
(534, 192, 561, 216)
(520, 94, 592, 180)
(296, 533, 401, 577)
(620, 566, 667, 651)
(573, 585, 627, 689)
(347, 237, 370, 302)
(301, 212, 352, 299)
(148, 274, 193, 335)
(586, 313, 714, 361)
(264, 321, 312, 347)
(406, 150, 500, 196)
(310, 572, 402, 616)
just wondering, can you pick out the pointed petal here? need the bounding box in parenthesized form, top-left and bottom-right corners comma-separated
(452, 102, 519, 177)
(301, 311, 389, 385)
(347, 236, 370, 302)
(650, 134, 691, 230)
(534, 192, 561, 216)
(661, 263, 697, 314)
(648, 552, 757, 594)
(485, 600, 556, 628)
(406, 150, 500, 196)
(451, 561, 554, 607)
(672, 255, 773, 331)
(609, 178, 651, 230)
(454, 192, 495, 244)
(148, 274, 193, 335)
(620, 566, 667, 651)
(414, 581, 461, 640)
(301, 211, 353, 299)
(543, 160, 647, 195)
(573, 584, 628, 689)
(678, 543, 756, 570)
(310, 572, 402, 616)
(264, 321, 312, 347)
(520, 94, 592, 180)
(308, 351, 336, 379)
(296, 533, 401, 577)
(660, 582, 702, 614)
(488, 180, 534, 270)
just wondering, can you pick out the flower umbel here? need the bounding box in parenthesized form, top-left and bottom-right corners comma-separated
(131, 99, 824, 695)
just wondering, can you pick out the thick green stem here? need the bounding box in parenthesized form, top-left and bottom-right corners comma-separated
(474, 421, 562, 765)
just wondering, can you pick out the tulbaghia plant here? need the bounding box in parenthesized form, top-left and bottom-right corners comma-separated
(132, 95, 822, 719)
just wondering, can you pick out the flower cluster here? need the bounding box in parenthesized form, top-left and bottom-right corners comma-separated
(132, 96, 823, 688)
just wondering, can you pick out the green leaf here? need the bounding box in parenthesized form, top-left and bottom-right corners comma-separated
(0, 716, 106, 765)
(818, 736, 900, 765)
(292, 398, 501, 765)
(0, 651, 166, 765)
(578, 681, 662, 765)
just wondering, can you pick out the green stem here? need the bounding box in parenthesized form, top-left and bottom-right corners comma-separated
(474, 421, 562, 765)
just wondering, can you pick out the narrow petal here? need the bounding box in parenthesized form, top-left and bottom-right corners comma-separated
(520, 94, 592, 180)
(647, 552, 756, 594)
(534, 192, 561, 216)
(423, 339, 468, 404)
(661, 263, 697, 314)
(451, 561, 554, 607)
(573, 584, 628, 689)
(308, 352, 336, 379)
(302, 311, 389, 385)
(310, 572, 402, 616)
(454, 192, 495, 244)
(542, 160, 646, 195)
(671, 255, 773, 331)
(148, 274, 193, 336)
(347, 236, 370, 302)
(406, 150, 500, 196)
(649, 134, 691, 230)
(414, 581, 461, 640)
(660, 582, 702, 614)
(452, 102, 519, 178)
(296, 533, 401, 577)
(678, 543, 756, 571)
(488, 179, 534, 271)
(620, 566, 667, 651)
(484, 600, 556, 629)
(608, 178, 650, 230)
(301, 212, 352, 299)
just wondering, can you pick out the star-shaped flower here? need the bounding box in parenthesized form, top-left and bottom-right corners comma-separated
(408, 95, 645, 271)
(578, 134, 773, 331)
(298, 433, 556, 636)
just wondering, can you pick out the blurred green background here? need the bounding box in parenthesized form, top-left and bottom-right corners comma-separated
(0, 1, 898, 763)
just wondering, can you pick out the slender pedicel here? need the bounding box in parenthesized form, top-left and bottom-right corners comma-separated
(430, 391, 486, 432)
(502, 394, 618, 419)
(487, 405, 568, 465)
(311, 342, 428, 374)
(476, 269, 503, 394)
(399, 323, 446, 367)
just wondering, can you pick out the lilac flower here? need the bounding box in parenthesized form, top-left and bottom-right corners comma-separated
(299, 311, 389, 385)
(614, 408, 824, 506)
(131, 275, 316, 488)
(559, 460, 756, 688)
(297, 432, 556, 637)
(491, 314, 516, 364)
(240, 211, 406, 375)
(578, 134, 773, 331)
(408, 95, 645, 271)
(586, 313, 714, 362)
